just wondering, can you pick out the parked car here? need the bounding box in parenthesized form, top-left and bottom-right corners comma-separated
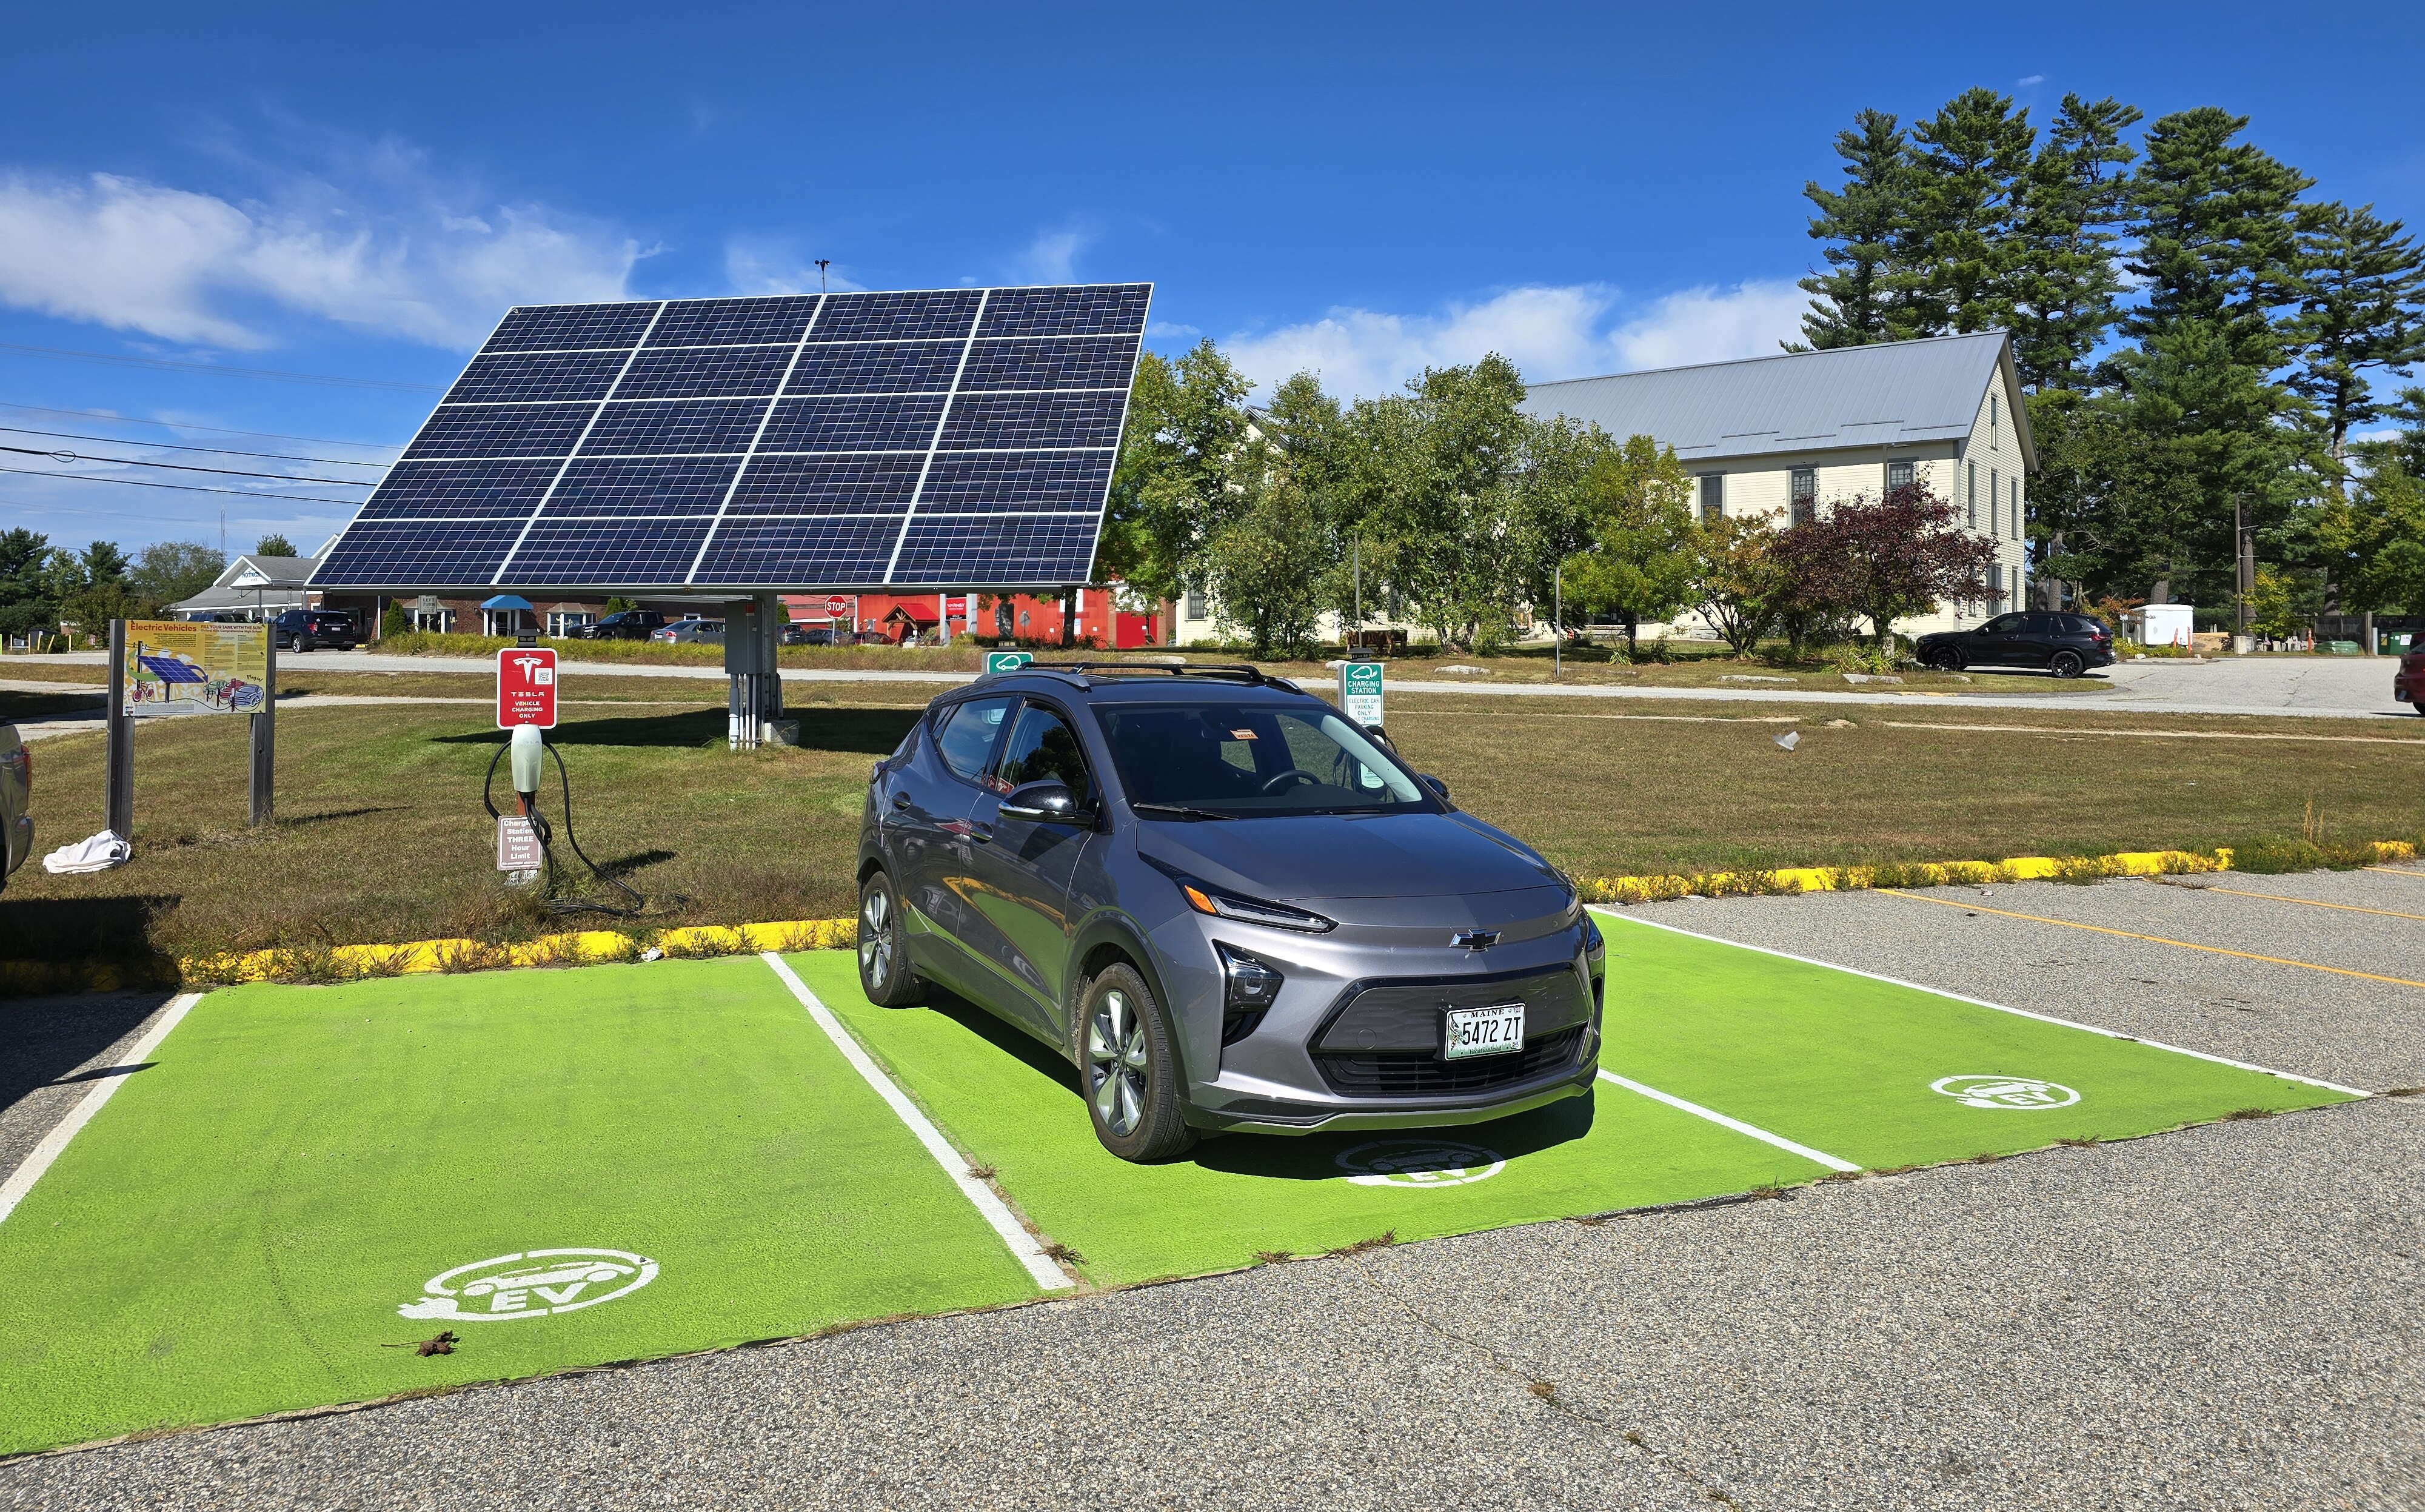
(649, 618, 725, 644)
(569, 609, 669, 641)
(2392, 643, 2425, 715)
(781, 624, 844, 646)
(0, 726, 28, 896)
(1914, 611, 2115, 678)
(856, 663, 1605, 1161)
(270, 609, 358, 653)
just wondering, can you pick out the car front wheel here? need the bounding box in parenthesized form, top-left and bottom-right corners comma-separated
(1926, 647, 1963, 671)
(1080, 964, 1197, 1163)
(289, 636, 308, 652)
(856, 870, 920, 1007)
(2050, 649, 2085, 679)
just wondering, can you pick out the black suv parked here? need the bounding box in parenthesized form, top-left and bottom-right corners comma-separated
(1915, 612, 2115, 678)
(271, 609, 358, 652)
(568, 609, 668, 641)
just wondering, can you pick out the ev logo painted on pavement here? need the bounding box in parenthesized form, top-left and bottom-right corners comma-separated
(1336, 1140, 1506, 1188)
(1932, 1075, 2082, 1111)
(398, 1248, 658, 1322)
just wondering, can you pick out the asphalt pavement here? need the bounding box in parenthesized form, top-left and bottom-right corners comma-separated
(2, 870, 2418, 1509)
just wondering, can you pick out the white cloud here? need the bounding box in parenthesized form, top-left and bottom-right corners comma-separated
(1223, 279, 1808, 400)
(2016, 73, 2047, 85)
(1012, 225, 1094, 285)
(0, 167, 643, 350)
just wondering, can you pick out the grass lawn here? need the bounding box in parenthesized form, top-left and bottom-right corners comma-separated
(5, 679, 2423, 967)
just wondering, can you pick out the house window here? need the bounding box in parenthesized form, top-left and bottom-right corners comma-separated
(1698, 474, 1724, 523)
(1790, 469, 1816, 526)
(1887, 459, 1915, 492)
(1183, 588, 1207, 620)
(1967, 461, 1978, 527)
(1989, 469, 1999, 535)
(1990, 392, 1999, 445)
(547, 611, 594, 637)
(410, 609, 452, 633)
(2011, 476, 2022, 539)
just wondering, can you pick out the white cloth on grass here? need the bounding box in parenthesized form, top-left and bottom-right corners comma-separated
(42, 829, 130, 874)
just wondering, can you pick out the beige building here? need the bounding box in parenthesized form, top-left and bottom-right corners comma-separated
(1522, 329, 2035, 637)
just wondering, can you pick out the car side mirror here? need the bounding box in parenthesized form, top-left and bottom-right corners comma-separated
(1420, 774, 1450, 800)
(1000, 779, 1091, 823)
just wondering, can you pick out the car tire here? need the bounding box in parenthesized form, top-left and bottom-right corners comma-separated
(1079, 963, 1197, 1163)
(2050, 649, 2084, 679)
(856, 870, 921, 1008)
(2412, 701, 2425, 717)
(1927, 647, 1964, 672)
(289, 635, 308, 653)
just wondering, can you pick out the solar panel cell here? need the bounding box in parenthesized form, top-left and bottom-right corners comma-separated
(507, 518, 715, 583)
(313, 520, 525, 586)
(728, 454, 925, 513)
(581, 398, 769, 455)
(646, 295, 821, 348)
(357, 458, 564, 520)
(940, 390, 1127, 450)
(975, 284, 1152, 338)
(695, 517, 901, 582)
(958, 335, 1141, 392)
(809, 289, 983, 341)
(617, 344, 797, 400)
(891, 515, 1098, 583)
(783, 341, 964, 395)
(444, 350, 628, 404)
(917, 451, 1113, 512)
(541, 457, 744, 517)
(758, 393, 946, 452)
(401, 404, 597, 460)
(485, 303, 660, 352)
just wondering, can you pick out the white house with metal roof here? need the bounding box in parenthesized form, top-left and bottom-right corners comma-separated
(1520, 329, 2035, 635)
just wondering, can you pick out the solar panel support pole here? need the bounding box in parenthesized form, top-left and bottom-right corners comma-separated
(724, 594, 784, 751)
(249, 634, 276, 826)
(105, 620, 133, 841)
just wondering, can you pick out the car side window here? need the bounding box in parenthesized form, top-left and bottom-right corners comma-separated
(994, 703, 1095, 808)
(1982, 614, 2024, 635)
(935, 697, 1015, 784)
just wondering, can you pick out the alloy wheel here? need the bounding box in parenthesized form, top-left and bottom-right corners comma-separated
(1086, 988, 1151, 1136)
(859, 887, 893, 987)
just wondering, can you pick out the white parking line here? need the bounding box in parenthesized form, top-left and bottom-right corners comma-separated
(1590, 906, 2369, 1097)
(760, 954, 1074, 1291)
(1594, 1068, 1861, 1172)
(0, 992, 202, 1225)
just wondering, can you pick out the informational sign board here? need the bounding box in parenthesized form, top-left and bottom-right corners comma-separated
(496, 647, 559, 729)
(497, 815, 543, 874)
(824, 595, 851, 620)
(984, 650, 1035, 676)
(1339, 659, 1384, 726)
(121, 619, 269, 717)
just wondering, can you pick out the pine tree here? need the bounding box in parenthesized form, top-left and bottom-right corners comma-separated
(1904, 89, 2037, 336)
(2010, 95, 2141, 390)
(1794, 110, 1922, 349)
(2124, 107, 2313, 367)
(2287, 201, 2425, 475)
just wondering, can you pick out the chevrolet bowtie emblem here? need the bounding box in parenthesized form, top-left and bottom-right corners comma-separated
(1450, 930, 1499, 950)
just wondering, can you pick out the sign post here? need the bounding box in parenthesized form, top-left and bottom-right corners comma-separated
(105, 621, 132, 839)
(249, 635, 277, 826)
(1339, 659, 1384, 728)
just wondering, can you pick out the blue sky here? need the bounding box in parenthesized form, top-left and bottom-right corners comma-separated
(3, 0, 2421, 558)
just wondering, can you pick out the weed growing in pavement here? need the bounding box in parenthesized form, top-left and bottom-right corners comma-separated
(2047, 854, 2130, 885)
(2221, 1106, 2276, 1120)
(2057, 1136, 2101, 1147)
(1326, 1230, 1397, 1257)
(1527, 1380, 1559, 1402)
(435, 940, 506, 974)
(523, 932, 587, 969)
(965, 1163, 997, 1180)
(1968, 1151, 2002, 1163)
(351, 945, 407, 978)
(267, 942, 358, 986)
(2382, 1086, 2423, 1097)
(1869, 1164, 1919, 1177)
(1745, 1184, 1789, 1200)
(1041, 1242, 1085, 1266)
(1253, 1250, 1294, 1265)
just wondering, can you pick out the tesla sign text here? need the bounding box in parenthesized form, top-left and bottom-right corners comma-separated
(497, 647, 559, 729)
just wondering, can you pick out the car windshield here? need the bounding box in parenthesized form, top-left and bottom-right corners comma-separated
(1095, 701, 1431, 817)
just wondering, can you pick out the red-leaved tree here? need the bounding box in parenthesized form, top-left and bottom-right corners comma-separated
(1782, 481, 1999, 652)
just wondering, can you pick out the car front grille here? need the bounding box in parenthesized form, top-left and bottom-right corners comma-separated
(1313, 1026, 1588, 1098)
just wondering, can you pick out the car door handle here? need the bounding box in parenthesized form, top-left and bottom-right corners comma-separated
(969, 823, 994, 843)
(891, 792, 911, 810)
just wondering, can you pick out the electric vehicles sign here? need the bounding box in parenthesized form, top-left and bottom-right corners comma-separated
(497, 647, 558, 729)
(1339, 660, 1383, 727)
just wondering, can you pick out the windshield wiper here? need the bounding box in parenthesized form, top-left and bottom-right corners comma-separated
(1129, 802, 1242, 821)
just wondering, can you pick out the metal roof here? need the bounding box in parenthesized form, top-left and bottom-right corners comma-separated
(1519, 330, 2033, 469)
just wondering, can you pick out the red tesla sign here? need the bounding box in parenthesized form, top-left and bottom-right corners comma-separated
(824, 595, 851, 619)
(497, 647, 558, 729)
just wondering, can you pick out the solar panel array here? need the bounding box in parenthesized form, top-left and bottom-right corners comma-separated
(312, 283, 1151, 592)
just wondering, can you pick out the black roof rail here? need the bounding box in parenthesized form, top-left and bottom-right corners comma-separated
(1029, 660, 1280, 684)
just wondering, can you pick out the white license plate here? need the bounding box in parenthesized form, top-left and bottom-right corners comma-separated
(1444, 1002, 1525, 1060)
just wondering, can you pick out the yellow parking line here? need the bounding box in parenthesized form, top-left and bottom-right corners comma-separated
(2364, 866, 2425, 881)
(2193, 886, 2425, 924)
(1875, 889, 2425, 992)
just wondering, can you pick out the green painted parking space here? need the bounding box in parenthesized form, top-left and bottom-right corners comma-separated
(0, 957, 1038, 1457)
(789, 951, 1821, 1286)
(1593, 911, 2361, 1167)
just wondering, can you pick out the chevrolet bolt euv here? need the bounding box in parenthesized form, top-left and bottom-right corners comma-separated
(856, 663, 1605, 1161)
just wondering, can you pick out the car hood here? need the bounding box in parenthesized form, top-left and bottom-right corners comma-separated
(1136, 810, 1558, 901)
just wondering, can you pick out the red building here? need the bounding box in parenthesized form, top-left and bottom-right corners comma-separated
(784, 588, 1161, 648)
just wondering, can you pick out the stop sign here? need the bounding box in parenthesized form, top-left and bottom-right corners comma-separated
(824, 595, 851, 618)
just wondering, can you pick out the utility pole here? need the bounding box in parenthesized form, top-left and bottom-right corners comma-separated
(1553, 563, 1562, 680)
(816, 259, 831, 294)
(2234, 493, 2255, 645)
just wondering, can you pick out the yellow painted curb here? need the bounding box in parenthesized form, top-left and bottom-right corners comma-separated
(174, 917, 857, 987)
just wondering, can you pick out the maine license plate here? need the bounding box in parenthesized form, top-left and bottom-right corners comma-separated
(1444, 1002, 1525, 1060)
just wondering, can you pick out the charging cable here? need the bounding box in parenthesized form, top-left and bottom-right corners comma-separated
(481, 732, 661, 918)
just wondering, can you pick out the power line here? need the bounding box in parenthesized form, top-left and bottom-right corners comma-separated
(0, 401, 401, 452)
(0, 342, 444, 393)
(1, 496, 327, 527)
(0, 424, 390, 468)
(0, 464, 370, 506)
(0, 443, 375, 486)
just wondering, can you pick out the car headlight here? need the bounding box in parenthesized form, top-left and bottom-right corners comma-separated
(1146, 857, 1336, 933)
(1215, 943, 1283, 1044)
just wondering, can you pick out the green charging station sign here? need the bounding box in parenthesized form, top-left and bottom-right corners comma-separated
(1339, 660, 1383, 726)
(984, 650, 1035, 676)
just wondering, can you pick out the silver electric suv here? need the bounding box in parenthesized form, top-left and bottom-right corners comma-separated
(855, 663, 1606, 1162)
